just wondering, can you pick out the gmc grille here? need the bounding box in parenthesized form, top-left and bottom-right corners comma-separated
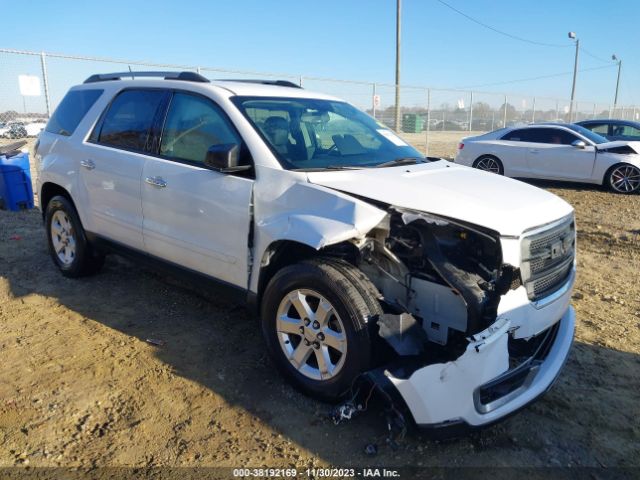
(521, 216, 575, 301)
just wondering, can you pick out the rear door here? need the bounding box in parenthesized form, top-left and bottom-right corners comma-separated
(79, 89, 168, 251)
(524, 128, 596, 180)
(141, 91, 254, 288)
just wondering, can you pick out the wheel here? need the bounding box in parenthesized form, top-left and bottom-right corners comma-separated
(605, 163, 640, 194)
(473, 155, 504, 175)
(260, 258, 382, 401)
(45, 195, 105, 277)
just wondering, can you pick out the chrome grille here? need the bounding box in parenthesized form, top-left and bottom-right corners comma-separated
(521, 216, 575, 301)
(531, 257, 573, 298)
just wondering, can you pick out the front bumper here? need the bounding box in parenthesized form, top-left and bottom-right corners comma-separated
(386, 305, 575, 429)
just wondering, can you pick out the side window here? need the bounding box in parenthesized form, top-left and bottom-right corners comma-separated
(586, 123, 609, 135)
(501, 129, 527, 141)
(45, 89, 103, 136)
(160, 93, 241, 164)
(522, 128, 556, 144)
(515, 128, 578, 145)
(97, 89, 166, 152)
(615, 125, 640, 138)
(555, 130, 580, 145)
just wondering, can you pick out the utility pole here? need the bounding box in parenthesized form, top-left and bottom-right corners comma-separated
(612, 54, 622, 112)
(568, 32, 579, 122)
(394, 0, 401, 132)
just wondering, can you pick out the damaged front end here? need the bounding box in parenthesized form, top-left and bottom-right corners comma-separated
(346, 207, 575, 431)
(358, 207, 520, 349)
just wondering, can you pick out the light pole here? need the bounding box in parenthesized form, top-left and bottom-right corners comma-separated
(394, 0, 401, 132)
(612, 54, 622, 115)
(568, 32, 579, 122)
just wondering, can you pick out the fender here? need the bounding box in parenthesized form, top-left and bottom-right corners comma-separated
(249, 178, 387, 293)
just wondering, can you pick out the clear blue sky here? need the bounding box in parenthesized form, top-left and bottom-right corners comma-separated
(1, 0, 638, 107)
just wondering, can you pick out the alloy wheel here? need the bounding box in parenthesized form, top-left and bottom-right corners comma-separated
(276, 289, 347, 381)
(475, 157, 501, 174)
(50, 210, 77, 265)
(610, 165, 640, 193)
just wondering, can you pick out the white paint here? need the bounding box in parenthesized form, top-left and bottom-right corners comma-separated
(141, 157, 254, 287)
(390, 307, 575, 426)
(308, 161, 573, 237)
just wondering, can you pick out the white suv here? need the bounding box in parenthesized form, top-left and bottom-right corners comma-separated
(36, 71, 576, 433)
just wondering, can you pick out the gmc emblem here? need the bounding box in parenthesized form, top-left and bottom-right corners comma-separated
(550, 240, 565, 259)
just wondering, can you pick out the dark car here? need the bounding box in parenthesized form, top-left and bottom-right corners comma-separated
(576, 119, 640, 142)
(3, 123, 28, 139)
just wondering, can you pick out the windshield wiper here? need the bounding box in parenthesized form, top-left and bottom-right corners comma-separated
(324, 165, 368, 170)
(292, 165, 367, 172)
(291, 165, 365, 172)
(373, 157, 423, 168)
(293, 158, 422, 172)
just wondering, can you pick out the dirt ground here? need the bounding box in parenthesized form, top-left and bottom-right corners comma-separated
(0, 134, 639, 474)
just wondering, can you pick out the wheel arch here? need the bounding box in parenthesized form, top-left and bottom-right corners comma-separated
(40, 182, 74, 221)
(253, 239, 362, 314)
(472, 154, 504, 174)
(473, 153, 501, 164)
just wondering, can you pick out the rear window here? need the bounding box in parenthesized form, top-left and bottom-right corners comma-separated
(501, 129, 527, 141)
(45, 89, 103, 136)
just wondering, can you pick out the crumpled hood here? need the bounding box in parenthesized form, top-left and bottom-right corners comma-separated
(597, 140, 640, 154)
(307, 161, 574, 237)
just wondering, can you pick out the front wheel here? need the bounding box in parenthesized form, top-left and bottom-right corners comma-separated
(260, 258, 382, 401)
(473, 155, 504, 175)
(605, 163, 640, 194)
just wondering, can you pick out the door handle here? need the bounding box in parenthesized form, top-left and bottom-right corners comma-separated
(529, 149, 539, 154)
(80, 159, 96, 170)
(145, 176, 167, 188)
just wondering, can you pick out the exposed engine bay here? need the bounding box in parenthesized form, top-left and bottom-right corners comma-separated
(353, 207, 520, 358)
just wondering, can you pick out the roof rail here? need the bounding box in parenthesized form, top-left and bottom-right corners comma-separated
(217, 79, 302, 89)
(83, 71, 210, 84)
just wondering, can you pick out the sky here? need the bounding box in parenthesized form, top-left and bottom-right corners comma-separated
(0, 0, 638, 111)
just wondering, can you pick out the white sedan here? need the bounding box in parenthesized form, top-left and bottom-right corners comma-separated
(25, 121, 47, 137)
(455, 123, 640, 194)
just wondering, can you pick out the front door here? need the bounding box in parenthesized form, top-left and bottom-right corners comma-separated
(141, 91, 254, 288)
(524, 128, 596, 180)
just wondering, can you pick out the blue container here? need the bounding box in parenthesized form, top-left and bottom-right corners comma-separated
(0, 152, 34, 211)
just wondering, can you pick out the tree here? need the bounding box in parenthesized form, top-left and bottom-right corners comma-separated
(473, 102, 493, 117)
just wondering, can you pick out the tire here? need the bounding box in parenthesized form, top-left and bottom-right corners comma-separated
(473, 155, 504, 175)
(45, 195, 105, 277)
(260, 258, 381, 401)
(604, 163, 640, 194)
(321, 257, 383, 314)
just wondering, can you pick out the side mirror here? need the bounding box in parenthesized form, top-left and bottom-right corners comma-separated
(571, 139, 587, 149)
(204, 144, 251, 173)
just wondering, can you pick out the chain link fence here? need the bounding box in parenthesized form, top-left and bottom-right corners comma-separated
(1, 48, 637, 159)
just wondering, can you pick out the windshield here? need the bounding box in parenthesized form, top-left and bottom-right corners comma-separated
(232, 96, 424, 170)
(565, 124, 608, 144)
